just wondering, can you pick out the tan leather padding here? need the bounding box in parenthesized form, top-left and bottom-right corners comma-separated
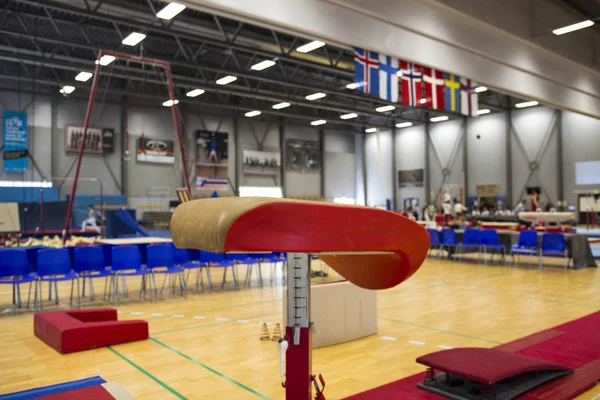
(171, 197, 309, 252)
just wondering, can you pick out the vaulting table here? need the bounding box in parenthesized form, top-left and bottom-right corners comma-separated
(170, 198, 430, 400)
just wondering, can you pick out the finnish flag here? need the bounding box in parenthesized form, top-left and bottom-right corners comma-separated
(379, 55, 399, 103)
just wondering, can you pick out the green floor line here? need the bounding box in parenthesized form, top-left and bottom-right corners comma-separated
(378, 316, 503, 344)
(107, 346, 187, 399)
(152, 312, 280, 335)
(150, 338, 271, 400)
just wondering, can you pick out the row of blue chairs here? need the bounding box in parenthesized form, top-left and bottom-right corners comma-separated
(0, 244, 287, 311)
(427, 229, 569, 269)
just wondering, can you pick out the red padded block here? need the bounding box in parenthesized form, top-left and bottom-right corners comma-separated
(35, 385, 116, 399)
(34, 308, 148, 354)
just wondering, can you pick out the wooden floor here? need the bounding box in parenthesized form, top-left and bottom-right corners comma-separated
(1, 257, 599, 400)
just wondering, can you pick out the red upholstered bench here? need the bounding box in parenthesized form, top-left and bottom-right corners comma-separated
(34, 308, 148, 354)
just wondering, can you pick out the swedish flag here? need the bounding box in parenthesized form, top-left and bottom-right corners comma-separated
(444, 73, 461, 113)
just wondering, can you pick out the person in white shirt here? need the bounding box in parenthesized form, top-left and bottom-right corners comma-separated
(81, 204, 101, 233)
(513, 200, 526, 214)
(453, 198, 464, 216)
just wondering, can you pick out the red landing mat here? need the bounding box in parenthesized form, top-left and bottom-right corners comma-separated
(35, 383, 133, 399)
(344, 311, 600, 400)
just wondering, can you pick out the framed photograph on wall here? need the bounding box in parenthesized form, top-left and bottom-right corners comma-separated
(285, 139, 321, 171)
(195, 130, 229, 188)
(243, 149, 281, 175)
(136, 137, 175, 164)
(398, 169, 424, 187)
(65, 125, 104, 153)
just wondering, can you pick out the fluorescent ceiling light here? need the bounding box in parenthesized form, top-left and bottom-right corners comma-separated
(59, 85, 75, 94)
(0, 180, 52, 188)
(245, 110, 261, 117)
(95, 55, 116, 66)
(272, 102, 291, 110)
(375, 105, 395, 113)
(346, 83, 358, 89)
(396, 122, 413, 128)
(156, 2, 186, 20)
(515, 101, 539, 108)
(419, 98, 427, 104)
(475, 86, 488, 93)
(311, 119, 327, 126)
(430, 116, 449, 122)
(162, 99, 179, 107)
(216, 75, 237, 85)
(75, 71, 93, 82)
(186, 88, 205, 97)
(365, 127, 377, 133)
(477, 109, 491, 115)
(239, 186, 283, 198)
(296, 40, 325, 53)
(552, 20, 594, 35)
(122, 32, 146, 46)
(396, 71, 403, 77)
(306, 92, 326, 101)
(340, 113, 358, 120)
(251, 60, 276, 71)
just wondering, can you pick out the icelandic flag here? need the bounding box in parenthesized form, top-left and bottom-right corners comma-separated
(354, 48, 380, 96)
(378, 55, 399, 102)
(423, 67, 445, 111)
(399, 61, 423, 107)
(444, 73, 461, 113)
(460, 78, 478, 117)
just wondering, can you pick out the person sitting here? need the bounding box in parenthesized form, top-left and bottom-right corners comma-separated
(404, 207, 416, 221)
(81, 204, 101, 233)
(481, 207, 490, 217)
(513, 199, 526, 214)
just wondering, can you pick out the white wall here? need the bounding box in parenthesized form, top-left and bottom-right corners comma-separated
(324, 131, 355, 202)
(429, 119, 465, 203)
(395, 125, 426, 209)
(365, 129, 393, 207)
(355, 133, 366, 205)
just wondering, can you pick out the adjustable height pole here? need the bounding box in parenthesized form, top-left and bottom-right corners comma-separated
(284, 253, 312, 400)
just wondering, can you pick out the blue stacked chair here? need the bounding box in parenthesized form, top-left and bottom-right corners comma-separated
(225, 253, 260, 287)
(200, 251, 237, 290)
(427, 229, 442, 258)
(540, 233, 569, 270)
(511, 230, 539, 266)
(0, 248, 36, 310)
(147, 243, 186, 298)
(184, 249, 207, 292)
(441, 228, 459, 258)
(36, 248, 79, 310)
(74, 246, 111, 302)
(459, 229, 482, 261)
(480, 230, 506, 264)
(111, 245, 154, 304)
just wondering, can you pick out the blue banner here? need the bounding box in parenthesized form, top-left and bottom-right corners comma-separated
(3, 111, 28, 172)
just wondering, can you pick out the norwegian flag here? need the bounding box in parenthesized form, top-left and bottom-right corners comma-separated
(354, 48, 380, 96)
(423, 67, 445, 111)
(399, 61, 423, 107)
(460, 78, 479, 117)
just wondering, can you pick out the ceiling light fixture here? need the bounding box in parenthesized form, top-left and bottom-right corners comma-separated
(272, 102, 291, 110)
(59, 85, 75, 94)
(552, 20, 594, 35)
(515, 101, 539, 108)
(245, 110, 261, 118)
(475, 86, 488, 93)
(216, 75, 237, 85)
(365, 128, 377, 133)
(346, 83, 358, 89)
(156, 2, 186, 20)
(396, 71, 403, 77)
(375, 105, 395, 113)
(75, 72, 93, 82)
(95, 55, 116, 66)
(396, 122, 413, 128)
(311, 119, 327, 126)
(419, 98, 427, 104)
(250, 60, 276, 71)
(340, 113, 358, 120)
(162, 99, 179, 107)
(186, 89, 205, 97)
(477, 109, 491, 115)
(296, 40, 325, 53)
(305, 92, 326, 101)
(430, 116, 449, 122)
(122, 32, 146, 46)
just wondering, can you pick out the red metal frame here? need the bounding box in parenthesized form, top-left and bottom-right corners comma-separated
(62, 50, 191, 242)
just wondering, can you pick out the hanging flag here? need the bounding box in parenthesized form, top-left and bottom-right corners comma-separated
(460, 78, 479, 117)
(444, 73, 461, 113)
(354, 48, 380, 96)
(423, 67, 445, 111)
(3, 111, 28, 172)
(399, 61, 423, 107)
(378, 54, 399, 103)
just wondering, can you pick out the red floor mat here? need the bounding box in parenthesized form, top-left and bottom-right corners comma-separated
(344, 311, 600, 400)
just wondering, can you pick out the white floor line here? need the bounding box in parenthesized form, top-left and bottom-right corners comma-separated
(172, 314, 185, 318)
(381, 336, 397, 341)
(409, 340, 426, 345)
(215, 317, 228, 321)
(193, 316, 206, 319)
(131, 312, 143, 315)
(152, 313, 164, 317)
(237, 319, 249, 323)
(438, 345, 453, 350)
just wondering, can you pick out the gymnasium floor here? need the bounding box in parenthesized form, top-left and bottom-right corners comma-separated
(1, 258, 599, 400)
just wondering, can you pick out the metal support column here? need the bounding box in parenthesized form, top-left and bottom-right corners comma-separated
(463, 116, 469, 204)
(319, 129, 325, 199)
(391, 122, 398, 211)
(506, 105, 513, 205)
(50, 93, 58, 180)
(424, 118, 430, 204)
(233, 116, 240, 195)
(279, 117, 286, 197)
(362, 133, 368, 206)
(556, 110, 564, 204)
(120, 95, 127, 195)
